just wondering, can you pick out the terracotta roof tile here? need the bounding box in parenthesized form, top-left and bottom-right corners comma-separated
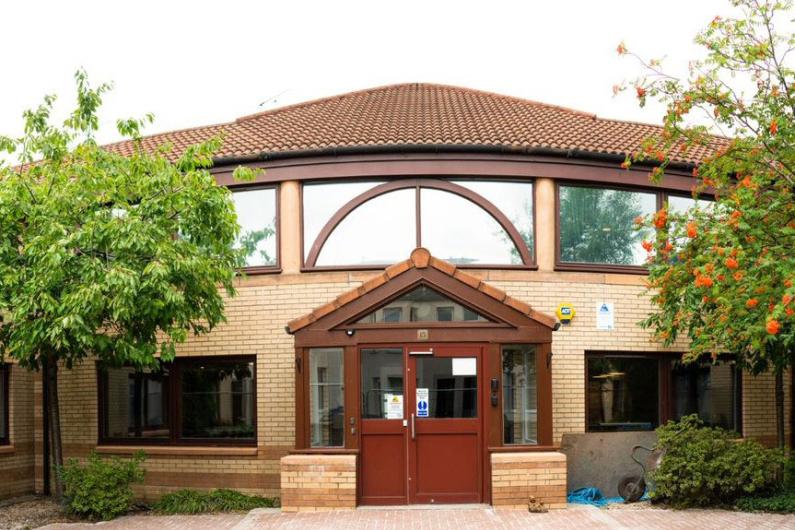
(286, 248, 558, 333)
(105, 83, 721, 165)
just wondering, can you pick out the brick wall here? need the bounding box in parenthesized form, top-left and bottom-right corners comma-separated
(30, 269, 791, 500)
(491, 452, 567, 509)
(0, 364, 35, 499)
(280, 454, 356, 512)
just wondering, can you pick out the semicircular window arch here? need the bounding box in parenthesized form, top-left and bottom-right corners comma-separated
(306, 179, 534, 268)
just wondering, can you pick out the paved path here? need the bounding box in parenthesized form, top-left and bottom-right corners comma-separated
(39, 504, 795, 530)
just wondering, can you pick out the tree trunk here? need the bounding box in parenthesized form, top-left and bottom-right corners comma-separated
(46, 357, 64, 499)
(775, 367, 785, 450)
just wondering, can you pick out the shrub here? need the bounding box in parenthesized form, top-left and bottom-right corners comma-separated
(153, 488, 277, 514)
(59, 451, 146, 520)
(649, 414, 783, 508)
(736, 491, 795, 513)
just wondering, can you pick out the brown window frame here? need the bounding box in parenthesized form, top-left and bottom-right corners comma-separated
(585, 351, 742, 433)
(97, 355, 257, 447)
(500, 344, 544, 447)
(300, 177, 537, 271)
(0, 364, 9, 446)
(555, 182, 714, 275)
(228, 182, 281, 275)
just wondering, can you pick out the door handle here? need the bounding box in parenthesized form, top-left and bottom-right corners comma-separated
(411, 413, 416, 440)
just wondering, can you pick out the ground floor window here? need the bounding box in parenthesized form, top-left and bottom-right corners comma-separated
(502, 345, 538, 445)
(309, 348, 344, 447)
(98, 356, 256, 445)
(586, 353, 741, 433)
(0, 364, 8, 444)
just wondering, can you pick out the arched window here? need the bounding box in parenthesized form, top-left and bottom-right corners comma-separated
(303, 179, 534, 268)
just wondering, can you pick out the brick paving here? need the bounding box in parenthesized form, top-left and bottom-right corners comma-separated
(37, 505, 795, 530)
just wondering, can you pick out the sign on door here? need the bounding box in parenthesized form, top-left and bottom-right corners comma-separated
(416, 388, 429, 417)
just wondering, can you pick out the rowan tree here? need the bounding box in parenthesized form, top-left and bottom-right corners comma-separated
(618, 0, 795, 447)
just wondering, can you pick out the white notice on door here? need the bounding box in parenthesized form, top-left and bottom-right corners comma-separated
(452, 357, 477, 376)
(384, 393, 403, 419)
(416, 387, 430, 417)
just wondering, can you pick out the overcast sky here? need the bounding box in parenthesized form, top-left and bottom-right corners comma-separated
(1, 0, 735, 149)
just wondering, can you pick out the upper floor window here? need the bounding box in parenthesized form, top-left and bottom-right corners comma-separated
(302, 179, 533, 268)
(357, 285, 489, 324)
(232, 187, 278, 269)
(558, 184, 656, 267)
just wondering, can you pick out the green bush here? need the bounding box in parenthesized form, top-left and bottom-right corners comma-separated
(649, 414, 783, 508)
(736, 490, 795, 513)
(153, 488, 278, 514)
(59, 451, 146, 520)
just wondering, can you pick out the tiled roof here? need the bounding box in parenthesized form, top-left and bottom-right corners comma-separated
(104, 83, 719, 165)
(286, 248, 558, 333)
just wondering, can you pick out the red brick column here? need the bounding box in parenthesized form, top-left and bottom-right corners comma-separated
(491, 452, 567, 509)
(280, 454, 357, 512)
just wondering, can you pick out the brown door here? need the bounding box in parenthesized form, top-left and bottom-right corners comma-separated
(359, 344, 483, 505)
(407, 345, 483, 504)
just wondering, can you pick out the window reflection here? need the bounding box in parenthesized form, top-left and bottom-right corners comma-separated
(559, 185, 656, 266)
(310, 348, 344, 447)
(101, 366, 171, 440)
(672, 361, 740, 431)
(0, 366, 8, 441)
(587, 356, 659, 431)
(232, 188, 277, 267)
(357, 285, 489, 323)
(453, 180, 534, 260)
(503, 345, 537, 444)
(415, 357, 477, 418)
(361, 348, 404, 419)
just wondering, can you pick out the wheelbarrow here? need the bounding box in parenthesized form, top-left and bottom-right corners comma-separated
(617, 445, 666, 502)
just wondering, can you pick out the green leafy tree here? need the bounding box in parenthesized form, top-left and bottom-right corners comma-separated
(618, 0, 795, 447)
(0, 71, 256, 495)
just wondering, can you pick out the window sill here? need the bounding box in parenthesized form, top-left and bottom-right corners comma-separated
(0, 445, 15, 455)
(239, 266, 282, 276)
(95, 445, 258, 457)
(555, 263, 649, 275)
(289, 448, 359, 455)
(488, 445, 560, 453)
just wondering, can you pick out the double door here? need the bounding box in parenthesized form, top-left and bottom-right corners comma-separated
(359, 344, 483, 505)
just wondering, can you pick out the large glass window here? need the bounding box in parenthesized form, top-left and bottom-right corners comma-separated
(357, 285, 489, 324)
(303, 179, 534, 267)
(309, 348, 344, 447)
(502, 345, 537, 445)
(421, 188, 521, 265)
(99, 356, 256, 444)
(361, 348, 404, 419)
(180, 360, 255, 440)
(559, 185, 656, 266)
(672, 361, 740, 431)
(0, 365, 8, 444)
(232, 187, 277, 268)
(101, 366, 170, 440)
(316, 189, 416, 266)
(587, 356, 660, 431)
(586, 353, 742, 433)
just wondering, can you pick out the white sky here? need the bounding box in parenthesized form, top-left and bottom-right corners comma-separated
(1, 0, 736, 150)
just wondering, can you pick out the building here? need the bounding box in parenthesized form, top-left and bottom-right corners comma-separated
(0, 83, 790, 509)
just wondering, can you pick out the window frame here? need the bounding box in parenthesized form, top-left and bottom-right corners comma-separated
(0, 364, 9, 446)
(501, 344, 540, 446)
(97, 355, 257, 447)
(308, 347, 345, 448)
(555, 182, 714, 274)
(228, 182, 281, 275)
(584, 351, 742, 433)
(300, 177, 537, 271)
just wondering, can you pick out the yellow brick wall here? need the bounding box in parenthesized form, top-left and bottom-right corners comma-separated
(491, 452, 567, 509)
(280, 454, 357, 512)
(0, 364, 35, 499)
(36, 268, 791, 500)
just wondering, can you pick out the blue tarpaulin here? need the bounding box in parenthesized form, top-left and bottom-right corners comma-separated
(567, 487, 647, 506)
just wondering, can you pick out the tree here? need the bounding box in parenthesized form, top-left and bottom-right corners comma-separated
(0, 71, 255, 495)
(618, 0, 795, 448)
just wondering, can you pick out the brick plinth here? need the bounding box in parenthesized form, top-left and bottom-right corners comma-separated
(280, 454, 357, 512)
(491, 452, 567, 510)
